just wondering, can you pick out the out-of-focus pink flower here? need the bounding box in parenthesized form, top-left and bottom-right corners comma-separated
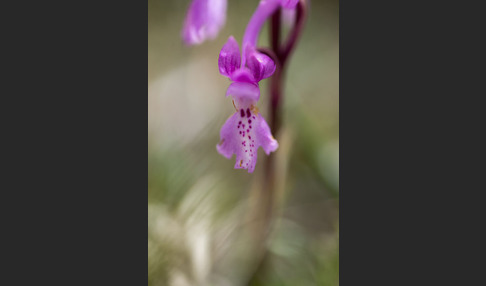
(280, 0, 299, 9)
(282, 7, 297, 28)
(182, 0, 227, 45)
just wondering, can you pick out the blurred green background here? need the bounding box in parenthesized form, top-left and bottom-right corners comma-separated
(148, 0, 338, 285)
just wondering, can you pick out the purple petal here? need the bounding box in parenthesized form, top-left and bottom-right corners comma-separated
(280, 0, 299, 9)
(182, 0, 227, 45)
(254, 114, 279, 155)
(218, 36, 241, 77)
(245, 47, 276, 82)
(216, 113, 239, 160)
(216, 110, 278, 173)
(282, 7, 297, 28)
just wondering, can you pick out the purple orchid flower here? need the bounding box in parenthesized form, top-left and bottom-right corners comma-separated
(209, 0, 301, 173)
(216, 35, 278, 173)
(216, 0, 300, 173)
(182, 0, 227, 45)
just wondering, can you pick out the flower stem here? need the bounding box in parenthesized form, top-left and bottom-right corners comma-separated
(248, 1, 307, 284)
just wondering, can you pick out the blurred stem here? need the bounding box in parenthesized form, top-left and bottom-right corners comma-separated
(248, 1, 306, 285)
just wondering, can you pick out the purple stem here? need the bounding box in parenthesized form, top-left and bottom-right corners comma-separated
(241, 0, 281, 66)
(248, 1, 307, 285)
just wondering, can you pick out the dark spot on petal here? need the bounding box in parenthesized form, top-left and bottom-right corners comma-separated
(240, 109, 245, 117)
(248, 119, 252, 123)
(247, 129, 249, 132)
(246, 108, 251, 118)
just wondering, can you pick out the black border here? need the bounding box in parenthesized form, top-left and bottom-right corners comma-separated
(4, 0, 148, 284)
